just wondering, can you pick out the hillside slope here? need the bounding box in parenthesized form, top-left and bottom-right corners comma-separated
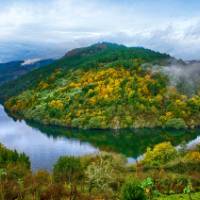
(0, 42, 171, 101)
(3, 42, 200, 129)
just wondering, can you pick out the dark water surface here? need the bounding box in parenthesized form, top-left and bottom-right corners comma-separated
(0, 105, 199, 171)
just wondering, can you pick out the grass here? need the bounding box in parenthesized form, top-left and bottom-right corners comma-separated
(157, 192, 200, 200)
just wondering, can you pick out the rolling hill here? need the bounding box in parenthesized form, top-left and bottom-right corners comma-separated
(2, 42, 200, 129)
(0, 42, 171, 101)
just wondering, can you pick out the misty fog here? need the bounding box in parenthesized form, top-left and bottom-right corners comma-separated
(161, 61, 200, 95)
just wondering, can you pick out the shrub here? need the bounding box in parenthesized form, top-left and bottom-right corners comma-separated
(165, 118, 187, 129)
(86, 155, 114, 193)
(53, 156, 83, 183)
(88, 117, 101, 128)
(120, 179, 147, 200)
(141, 177, 155, 199)
(143, 142, 177, 166)
(33, 170, 51, 185)
(184, 151, 200, 162)
(71, 118, 81, 128)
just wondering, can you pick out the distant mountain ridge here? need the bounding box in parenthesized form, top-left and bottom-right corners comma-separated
(0, 59, 54, 85)
(64, 42, 126, 57)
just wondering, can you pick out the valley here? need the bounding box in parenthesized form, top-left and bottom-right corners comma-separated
(0, 43, 200, 199)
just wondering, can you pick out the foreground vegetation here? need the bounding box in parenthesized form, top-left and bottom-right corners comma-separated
(156, 192, 200, 200)
(0, 141, 200, 199)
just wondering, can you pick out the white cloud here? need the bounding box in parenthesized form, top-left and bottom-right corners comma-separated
(1, 0, 200, 61)
(21, 58, 41, 66)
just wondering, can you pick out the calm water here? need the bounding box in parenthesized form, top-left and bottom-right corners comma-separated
(0, 105, 199, 171)
(0, 105, 98, 170)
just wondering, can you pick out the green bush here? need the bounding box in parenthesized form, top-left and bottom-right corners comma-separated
(142, 142, 177, 166)
(53, 156, 83, 183)
(71, 118, 81, 128)
(165, 118, 187, 129)
(120, 179, 147, 200)
(88, 117, 101, 128)
(156, 192, 200, 200)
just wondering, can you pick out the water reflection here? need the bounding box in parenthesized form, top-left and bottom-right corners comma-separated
(0, 105, 199, 171)
(0, 105, 98, 171)
(28, 121, 200, 158)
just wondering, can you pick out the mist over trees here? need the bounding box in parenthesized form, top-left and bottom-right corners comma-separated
(161, 62, 200, 95)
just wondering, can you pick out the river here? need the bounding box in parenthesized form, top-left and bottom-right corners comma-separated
(0, 105, 199, 171)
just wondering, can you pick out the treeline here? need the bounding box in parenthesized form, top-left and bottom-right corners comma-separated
(0, 143, 30, 168)
(0, 142, 200, 199)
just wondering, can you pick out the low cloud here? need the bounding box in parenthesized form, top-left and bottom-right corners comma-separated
(21, 58, 41, 66)
(162, 62, 200, 95)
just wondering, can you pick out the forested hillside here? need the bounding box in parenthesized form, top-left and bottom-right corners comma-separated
(0, 43, 170, 101)
(2, 42, 200, 129)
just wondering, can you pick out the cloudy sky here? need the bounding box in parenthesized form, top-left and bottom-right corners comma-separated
(1, 0, 200, 62)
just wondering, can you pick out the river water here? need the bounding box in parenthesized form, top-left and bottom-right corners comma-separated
(0, 105, 98, 170)
(0, 105, 199, 171)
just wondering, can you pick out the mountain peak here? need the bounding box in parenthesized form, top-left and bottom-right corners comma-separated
(92, 42, 125, 48)
(64, 42, 125, 58)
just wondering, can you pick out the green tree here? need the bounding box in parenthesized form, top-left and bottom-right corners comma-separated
(53, 156, 83, 199)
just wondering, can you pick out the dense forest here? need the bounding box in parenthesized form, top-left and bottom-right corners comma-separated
(0, 141, 200, 199)
(2, 43, 200, 129)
